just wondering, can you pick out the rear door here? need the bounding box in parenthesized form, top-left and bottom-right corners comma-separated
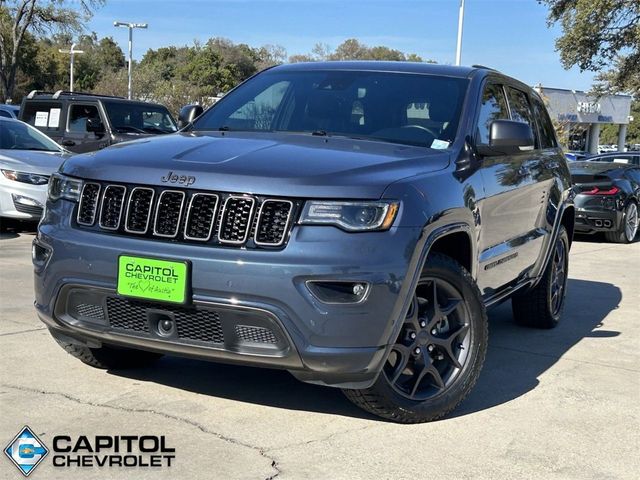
(61, 102, 109, 153)
(475, 82, 544, 295)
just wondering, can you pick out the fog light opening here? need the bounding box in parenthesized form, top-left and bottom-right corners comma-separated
(306, 281, 371, 304)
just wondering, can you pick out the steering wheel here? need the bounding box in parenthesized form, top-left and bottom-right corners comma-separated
(400, 124, 440, 139)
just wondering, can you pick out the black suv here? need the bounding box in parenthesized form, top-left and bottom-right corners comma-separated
(34, 62, 574, 423)
(20, 91, 177, 153)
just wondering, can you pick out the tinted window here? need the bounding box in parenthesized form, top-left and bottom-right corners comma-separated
(68, 104, 101, 133)
(0, 119, 62, 151)
(195, 70, 469, 149)
(476, 83, 509, 144)
(21, 102, 63, 131)
(531, 95, 557, 149)
(0, 110, 11, 118)
(103, 102, 177, 134)
(627, 168, 640, 183)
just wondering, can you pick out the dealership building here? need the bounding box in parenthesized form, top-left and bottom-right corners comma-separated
(534, 86, 633, 153)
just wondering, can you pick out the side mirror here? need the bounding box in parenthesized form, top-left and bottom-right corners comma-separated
(86, 118, 105, 135)
(476, 120, 534, 156)
(178, 104, 204, 129)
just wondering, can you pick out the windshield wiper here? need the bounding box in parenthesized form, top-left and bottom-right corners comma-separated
(113, 126, 146, 134)
(311, 130, 328, 136)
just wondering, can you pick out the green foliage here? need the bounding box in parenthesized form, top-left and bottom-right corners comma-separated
(600, 99, 640, 145)
(540, 0, 640, 95)
(0, 0, 105, 101)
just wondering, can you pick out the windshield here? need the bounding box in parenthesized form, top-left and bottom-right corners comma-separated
(194, 70, 468, 148)
(0, 119, 63, 152)
(103, 102, 177, 134)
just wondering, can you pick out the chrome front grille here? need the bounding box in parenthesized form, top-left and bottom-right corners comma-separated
(76, 182, 296, 248)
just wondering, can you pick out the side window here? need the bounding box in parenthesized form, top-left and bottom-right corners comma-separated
(68, 104, 101, 133)
(531, 95, 557, 149)
(505, 87, 534, 126)
(476, 83, 509, 144)
(0, 110, 11, 118)
(228, 80, 290, 130)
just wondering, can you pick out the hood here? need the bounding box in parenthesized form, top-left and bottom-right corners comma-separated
(0, 149, 71, 176)
(61, 131, 450, 199)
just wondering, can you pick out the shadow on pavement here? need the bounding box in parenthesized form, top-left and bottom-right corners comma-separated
(111, 278, 621, 421)
(0, 220, 38, 239)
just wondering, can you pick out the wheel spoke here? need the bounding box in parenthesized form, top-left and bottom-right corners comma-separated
(410, 354, 444, 396)
(432, 323, 469, 369)
(388, 344, 411, 384)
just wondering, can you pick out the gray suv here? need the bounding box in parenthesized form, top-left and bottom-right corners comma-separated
(34, 62, 574, 423)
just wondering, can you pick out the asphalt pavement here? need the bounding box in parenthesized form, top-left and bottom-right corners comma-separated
(1, 228, 638, 480)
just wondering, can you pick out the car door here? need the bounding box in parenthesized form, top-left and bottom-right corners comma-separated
(475, 82, 543, 295)
(61, 102, 109, 153)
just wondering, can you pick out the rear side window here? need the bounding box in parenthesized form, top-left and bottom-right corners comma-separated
(505, 87, 534, 127)
(21, 102, 63, 131)
(531, 95, 557, 149)
(476, 83, 509, 145)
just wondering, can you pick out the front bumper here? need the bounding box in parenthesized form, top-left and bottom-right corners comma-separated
(0, 181, 47, 220)
(34, 200, 422, 388)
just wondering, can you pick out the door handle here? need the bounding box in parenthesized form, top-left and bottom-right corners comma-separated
(61, 140, 76, 146)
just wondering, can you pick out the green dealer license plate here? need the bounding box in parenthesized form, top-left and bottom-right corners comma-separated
(117, 255, 189, 304)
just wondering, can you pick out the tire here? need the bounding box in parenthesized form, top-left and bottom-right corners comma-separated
(512, 225, 569, 329)
(604, 201, 638, 243)
(343, 253, 488, 423)
(52, 334, 163, 369)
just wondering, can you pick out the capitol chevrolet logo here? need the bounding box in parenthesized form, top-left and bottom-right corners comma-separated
(4, 426, 49, 477)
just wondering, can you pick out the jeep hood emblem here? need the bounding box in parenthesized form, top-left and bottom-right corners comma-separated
(161, 171, 196, 186)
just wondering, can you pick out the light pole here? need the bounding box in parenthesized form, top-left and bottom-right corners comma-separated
(58, 43, 85, 92)
(455, 0, 465, 66)
(113, 21, 148, 99)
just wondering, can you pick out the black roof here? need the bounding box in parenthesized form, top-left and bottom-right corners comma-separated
(23, 91, 167, 108)
(272, 61, 483, 78)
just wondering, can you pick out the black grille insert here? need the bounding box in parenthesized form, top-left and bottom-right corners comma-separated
(125, 187, 154, 233)
(77, 183, 100, 226)
(185, 193, 219, 241)
(153, 190, 185, 237)
(255, 200, 293, 246)
(219, 196, 255, 244)
(99, 185, 126, 230)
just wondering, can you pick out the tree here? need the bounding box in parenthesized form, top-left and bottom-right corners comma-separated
(540, 0, 640, 95)
(0, 0, 104, 102)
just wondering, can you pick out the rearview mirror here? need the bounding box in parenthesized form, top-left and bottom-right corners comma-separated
(178, 104, 204, 129)
(476, 120, 534, 156)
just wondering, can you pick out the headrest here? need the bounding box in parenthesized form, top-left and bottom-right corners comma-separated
(306, 92, 350, 120)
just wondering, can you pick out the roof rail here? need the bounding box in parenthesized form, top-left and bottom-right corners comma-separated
(471, 64, 499, 72)
(27, 90, 55, 99)
(27, 90, 125, 100)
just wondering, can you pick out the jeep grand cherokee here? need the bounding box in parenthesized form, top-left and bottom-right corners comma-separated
(34, 62, 574, 423)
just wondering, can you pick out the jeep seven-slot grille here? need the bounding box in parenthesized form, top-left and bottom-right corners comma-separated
(76, 182, 295, 248)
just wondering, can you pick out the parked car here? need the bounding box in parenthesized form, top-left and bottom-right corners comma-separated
(19, 90, 177, 153)
(34, 62, 574, 423)
(582, 151, 639, 166)
(571, 161, 639, 243)
(0, 118, 71, 229)
(0, 104, 20, 119)
(565, 150, 592, 162)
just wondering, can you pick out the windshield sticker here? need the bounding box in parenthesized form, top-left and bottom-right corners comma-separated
(35, 111, 49, 127)
(431, 139, 450, 150)
(48, 108, 61, 128)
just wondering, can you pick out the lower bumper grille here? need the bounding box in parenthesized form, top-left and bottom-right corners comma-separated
(106, 297, 224, 343)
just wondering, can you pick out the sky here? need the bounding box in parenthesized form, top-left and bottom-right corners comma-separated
(87, 0, 597, 91)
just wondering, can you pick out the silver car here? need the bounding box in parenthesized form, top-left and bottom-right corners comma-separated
(1, 117, 71, 226)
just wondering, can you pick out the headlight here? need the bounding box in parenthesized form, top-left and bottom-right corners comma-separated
(1, 169, 49, 185)
(48, 173, 82, 202)
(300, 200, 399, 231)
